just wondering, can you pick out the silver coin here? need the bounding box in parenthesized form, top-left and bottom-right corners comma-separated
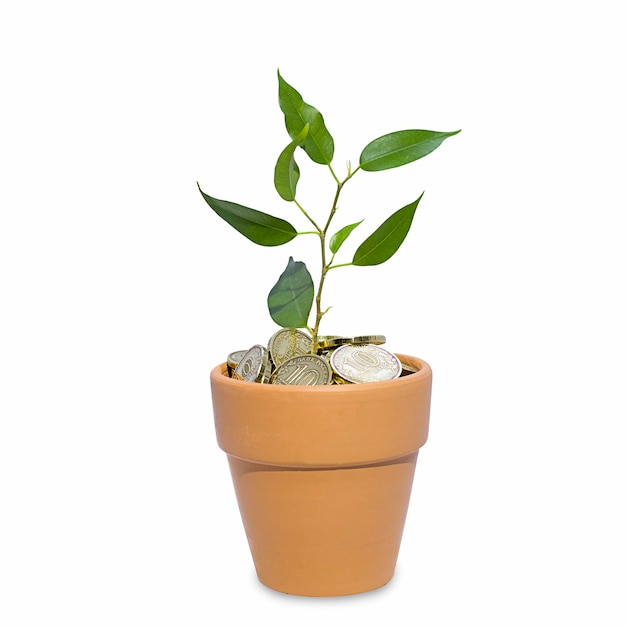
(270, 354, 332, 386)
(233, 345, 272, 383)
(268, 328, 312, 367)
(329, 344, 401, 384)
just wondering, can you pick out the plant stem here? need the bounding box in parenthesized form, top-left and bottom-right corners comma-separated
(322, 181, 343, 233)
(310, 174, 351, 352)
(311, 235, 328, 353)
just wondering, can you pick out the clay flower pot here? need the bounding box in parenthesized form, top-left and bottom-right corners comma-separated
(210, 353, 432, 597)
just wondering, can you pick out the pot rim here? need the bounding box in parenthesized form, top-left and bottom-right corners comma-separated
(210, 353, 429, 394)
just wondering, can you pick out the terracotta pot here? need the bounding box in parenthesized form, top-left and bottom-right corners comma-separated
(210, 353, 432, 597)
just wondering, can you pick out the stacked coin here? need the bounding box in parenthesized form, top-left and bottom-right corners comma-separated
(226, 329, 417, 386)
(227, 350, 248, 377)
(317, 335, 386, 350)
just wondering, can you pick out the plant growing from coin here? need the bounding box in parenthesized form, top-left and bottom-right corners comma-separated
(198, 71, 459, 355)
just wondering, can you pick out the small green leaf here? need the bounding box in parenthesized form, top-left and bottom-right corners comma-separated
(278, 70, 334, 165)
(329, 220, 364, 254)
(352, 194, 424, 266)
(267, 257, 314, 328)
(360, 129, 461, 172)
(198, 183, 297, 246)
(274, 124, 309, 201)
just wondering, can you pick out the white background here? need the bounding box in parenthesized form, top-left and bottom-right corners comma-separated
(2, 1, 625, 623)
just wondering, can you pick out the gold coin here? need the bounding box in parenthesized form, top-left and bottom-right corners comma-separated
(316, 348, 334, 359)
(329, 344, 401, 384)
(352, 335, 386, 345)
(227, 350, 248, 376)
(400, 362, 420, 376)
(331, 373, 352, 385)
(317, 335, 386, 350)
(270, 354, 332, 386)
(317, 336, 351, 350)
(268, 328, 312, 366)
(315, 337, 338, 354)
(233, 345, 272, 383)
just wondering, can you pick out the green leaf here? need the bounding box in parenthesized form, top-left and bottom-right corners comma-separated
(359, 129, 461, 172)
(329, 220, 364, 254)
(352, 194, 424, 266)
(198, 183, 297, 246)
(277, 70, 334, 165)
(274, 124, 309, 201)
(267, 257, 314, 328)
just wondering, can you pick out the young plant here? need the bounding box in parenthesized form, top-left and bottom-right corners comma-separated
(198, 70, 460, 352)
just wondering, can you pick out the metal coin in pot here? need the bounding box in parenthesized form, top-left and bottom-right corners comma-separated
(268, 328, 313, 367)
(270, 354, 332, 386)
(227, 349, 248, 377)
(330, 344, 401, 384)
(233, 345, 272, 383)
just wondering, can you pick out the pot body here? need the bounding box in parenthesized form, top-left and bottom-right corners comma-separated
(210, 354, 432, 596)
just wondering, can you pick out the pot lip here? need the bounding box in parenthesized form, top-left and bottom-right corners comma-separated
(210, 353, 430, 394)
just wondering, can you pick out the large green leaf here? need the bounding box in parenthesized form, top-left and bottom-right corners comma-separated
(352, 194, 424, 266)
(274, 124, 309, 201)
(329, 220, 363, 254)
(198, 183, 297, 246)
(267, 257, 314, 328)
(360, 129, 461, 172)
(277, 70, 334, 165)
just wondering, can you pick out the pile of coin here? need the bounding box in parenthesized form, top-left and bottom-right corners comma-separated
(226, 329, 418, 386)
